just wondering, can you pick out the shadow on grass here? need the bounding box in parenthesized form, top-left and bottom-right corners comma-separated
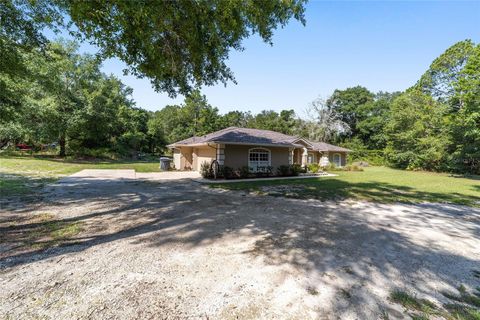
(211, 177, 480, 207)
(451, 173, 480, 181)
(1, 174, 479, 318)
(0, 213, 82, 254)
(0, 173, 56, 205)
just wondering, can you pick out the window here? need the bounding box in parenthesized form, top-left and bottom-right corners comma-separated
(248, 148, 271, 172)
(307, 154, 314, 164)
(333, 153, 342, 167)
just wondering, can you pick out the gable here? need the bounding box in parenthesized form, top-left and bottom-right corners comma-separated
(291, 138, 314, 149)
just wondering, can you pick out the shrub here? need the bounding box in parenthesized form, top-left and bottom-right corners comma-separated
(291, 164, 304, 176)
(277, 165, 292, 177)
(254, 166, 273, 178)
(266, 166, 274, 175)
(200, 161, 213, 179)
(342, 138, 385, 166)
(352, 161, 369, 167)
(277, 164, 303, 176)
(343, 164, 364, 171)
(325, 162, 341, 171)
(222, 166, 235, 179)
(238, 166, 250, 178)
(307, 163, 320, 173)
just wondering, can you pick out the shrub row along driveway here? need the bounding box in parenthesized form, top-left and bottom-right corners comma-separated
(1, 170, 479, 319)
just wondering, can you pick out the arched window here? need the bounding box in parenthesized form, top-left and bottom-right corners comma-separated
(307, 153, 314, 164)
(248, 148, 271, 172)
(333, 153, 342, 167)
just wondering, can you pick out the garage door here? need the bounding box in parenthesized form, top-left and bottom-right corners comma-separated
(194, 147, 216, 171)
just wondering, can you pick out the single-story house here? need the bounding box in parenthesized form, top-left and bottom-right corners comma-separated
(167, 127, 351, 171)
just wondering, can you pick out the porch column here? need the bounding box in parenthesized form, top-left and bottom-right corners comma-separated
(302, 147, 308, 167)
(319, 152, 329, 167)
(192, 148, 198, 170)
(216, 144, 225, 165)
(289, 148, 294, 165)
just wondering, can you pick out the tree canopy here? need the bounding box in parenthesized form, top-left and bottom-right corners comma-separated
(3, 0, 306, 97)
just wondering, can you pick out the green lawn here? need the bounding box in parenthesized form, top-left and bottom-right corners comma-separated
(0, 155, 161, 199)
(2, 157, 479, 207)
(211, 167, 480, 207)
(0, 155, 161, 176)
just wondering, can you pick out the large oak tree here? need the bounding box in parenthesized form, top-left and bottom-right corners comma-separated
(3, 0, 306, 97)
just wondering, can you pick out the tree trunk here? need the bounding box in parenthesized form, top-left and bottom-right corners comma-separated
(59, 135, 66, 157)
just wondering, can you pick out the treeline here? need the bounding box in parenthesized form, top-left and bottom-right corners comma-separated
(0, 39, 300, 158)
(386, 39, 479, 174)
(2, 39, 479, 174)
(309, 39, 479, 174)
(1, 40, 154, 157)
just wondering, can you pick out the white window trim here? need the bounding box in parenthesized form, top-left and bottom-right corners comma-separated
(248, 147, 271, 172)
(333, 153, 342, 167)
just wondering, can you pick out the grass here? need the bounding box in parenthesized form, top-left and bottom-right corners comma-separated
(0, 155, 162, 176)
(211, 167, 480, 207)
(0, 174, 56, 197)
(390, 290, 438, 315)
(2, 156, 479, 207)
(306, 286, 319, 295)
(442, 285, 480, 309)
(0, 213, 84, 251)
(0, 155, 161, 200)
(390, 288, 480, 320)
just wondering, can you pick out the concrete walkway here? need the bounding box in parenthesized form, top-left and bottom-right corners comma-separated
(68, 169, 137, 179)
(136, 171, 201, 180)
(67, 169, 201, 181)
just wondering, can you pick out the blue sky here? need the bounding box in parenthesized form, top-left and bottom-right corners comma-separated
(54, 1, 479, 114)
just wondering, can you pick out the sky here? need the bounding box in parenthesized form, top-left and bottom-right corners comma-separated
(50, 1, 480, 114)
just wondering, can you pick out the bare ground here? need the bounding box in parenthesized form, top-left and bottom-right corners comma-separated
(0, 170, 479, 319)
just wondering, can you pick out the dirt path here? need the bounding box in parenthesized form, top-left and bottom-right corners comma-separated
(1, 171, 479, 319)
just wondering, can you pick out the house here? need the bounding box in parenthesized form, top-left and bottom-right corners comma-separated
(167, 127, 351, 172)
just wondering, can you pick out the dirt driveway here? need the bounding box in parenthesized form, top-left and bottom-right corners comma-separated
(1, 170, 479, 319)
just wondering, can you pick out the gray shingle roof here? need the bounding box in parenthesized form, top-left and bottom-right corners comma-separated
(168, 127, 351, 152)
(169, 127, 299, 147)
(308, 141, 351, 152)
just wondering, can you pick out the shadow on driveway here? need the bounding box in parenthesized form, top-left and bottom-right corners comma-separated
(1, 172, 479, 318)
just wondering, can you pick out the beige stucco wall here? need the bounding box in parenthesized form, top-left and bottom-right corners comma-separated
(224, 145, 290, 170)
(173, 149, 181, 169)
(326, 152, 347, 167)
(193, 146, 216, 171)
(174, 144, 348, 171)
(173, 147, 193, 170)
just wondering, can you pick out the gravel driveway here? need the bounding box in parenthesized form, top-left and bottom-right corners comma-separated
(1, 170, 479, 319)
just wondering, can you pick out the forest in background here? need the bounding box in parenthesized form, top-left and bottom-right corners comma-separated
(2, 39, 479, 175)
(1, 2, 478, 174)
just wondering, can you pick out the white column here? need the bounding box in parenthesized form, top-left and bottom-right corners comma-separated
(216, 144, 225, 165)
(302, 147, 308, 167)
(289, 148, 294, 165)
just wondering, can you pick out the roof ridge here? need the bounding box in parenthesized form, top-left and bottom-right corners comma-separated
(199, 126, 236, 138)
(240, 127, 299, 139)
